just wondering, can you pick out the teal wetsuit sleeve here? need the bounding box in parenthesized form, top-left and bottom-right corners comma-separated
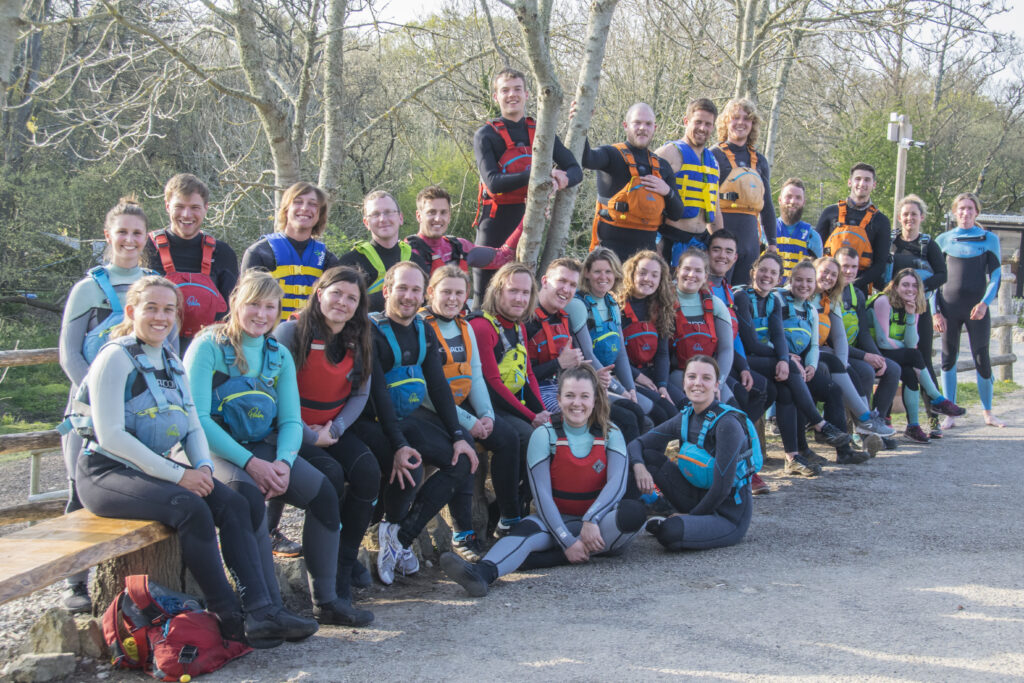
(272, 349, 302, 466)
(581, 428, 628, 525)
(176, 375, 213, 472)
(526, 426, 577, 550)
(464, 325, 494, 425)
(983, 235, 1002, 305)
(89, 344, 186, 483)
(903, 312, 919, 349)
(183, 335, 255, 468)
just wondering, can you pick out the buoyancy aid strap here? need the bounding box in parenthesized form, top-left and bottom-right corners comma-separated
(149, 230, 178, 274)
(719, 145, 758, 172)
(88, 266, 123, 313)
(200, 235, 216, 275)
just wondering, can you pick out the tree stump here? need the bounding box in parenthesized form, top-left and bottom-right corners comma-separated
(89, 536, 196, 615)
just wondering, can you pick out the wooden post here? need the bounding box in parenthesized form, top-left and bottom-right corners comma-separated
(998, 266, 1016, 382)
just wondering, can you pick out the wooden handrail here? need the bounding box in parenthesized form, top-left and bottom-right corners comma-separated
(0, 348, 59, 368)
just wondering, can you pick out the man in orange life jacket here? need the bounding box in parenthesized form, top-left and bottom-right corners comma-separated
(582, 102, 685, 264)
(654, 98, 724, 265)
(472, 68, 582, 304)
(144, 174, 238, 347)
(405, 185, 523, 280)
(816, 162, 892, 292)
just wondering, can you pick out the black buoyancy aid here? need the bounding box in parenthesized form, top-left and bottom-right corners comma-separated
(296, 339, 356, 425)
(546, 417, 608, 516)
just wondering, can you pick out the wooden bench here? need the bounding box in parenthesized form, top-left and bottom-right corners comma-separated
(0, 509, 179, 610)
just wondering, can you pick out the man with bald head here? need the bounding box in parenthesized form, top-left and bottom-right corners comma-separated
(581, 102, 684, 262)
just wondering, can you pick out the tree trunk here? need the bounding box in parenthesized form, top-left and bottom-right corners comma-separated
(90, 536, 197, 616)
(511, 0, 563, 271)
(540, 0, 619, 271)
(763, 27, 804, 167)
(318, 0, 347, 199)
(0, 0, 23, 102)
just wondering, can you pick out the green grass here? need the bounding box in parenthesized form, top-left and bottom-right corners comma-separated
(0, 314, 69, 423)
(953, 380, 1021, 405)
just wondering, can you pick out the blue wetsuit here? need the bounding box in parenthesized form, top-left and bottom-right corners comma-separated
(934, 226, 1001, 409)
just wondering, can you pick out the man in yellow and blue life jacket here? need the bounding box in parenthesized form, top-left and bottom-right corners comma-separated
(339, 190, 429, 313)
(774, 177, 822, 284)
(654, 98, 724, 267)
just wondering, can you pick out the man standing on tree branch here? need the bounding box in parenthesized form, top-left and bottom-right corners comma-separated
(472, 68, 583, 304)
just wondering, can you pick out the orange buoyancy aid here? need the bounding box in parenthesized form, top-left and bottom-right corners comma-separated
(589, 144, 667, 249)
(423, 312, 474, 405)
(823, 203, 877, 270)
(547, 420, 608, 516)
(673, 290, 719, 365)
(717, 145, 765, 216)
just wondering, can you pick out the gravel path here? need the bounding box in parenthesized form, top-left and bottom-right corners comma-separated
(3, 392, 1023, 680)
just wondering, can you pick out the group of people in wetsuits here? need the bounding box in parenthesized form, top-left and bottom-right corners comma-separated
(52, 68, 1005, 649)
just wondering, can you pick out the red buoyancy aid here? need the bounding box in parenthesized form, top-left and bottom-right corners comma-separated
(528, 307, 572, 365)
(474, 118, 536, 223)
(405, 234, 469, 275)
(548, 421, 608, 516)
(296, 340, 355, 425)
(621, 299, 659, 367)
(673, 290, 718, 365)
(150, 230, 227, 338)
(424, 313, 474, 405)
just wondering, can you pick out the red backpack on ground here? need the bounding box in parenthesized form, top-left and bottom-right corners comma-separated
(150, 230, 228, 338)
(102, 575, 251, 681)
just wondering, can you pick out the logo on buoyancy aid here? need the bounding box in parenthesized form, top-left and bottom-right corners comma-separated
(187, 295, 201, 308)
(165, 424, 180, 438)
(592, 460, 605, 474)
(247, 406, 265, 420)
(407, 392, 421, 406)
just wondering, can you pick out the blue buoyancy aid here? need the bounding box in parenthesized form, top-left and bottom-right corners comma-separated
(579, 292, 623, 367)
(675, 402, 762, 504)
(673, 141, 718, 222)
(62, 337, 192, 465)
(211, 337, 282, 443)
(267, 233, 328, 321)
(780, 291, 816, 355)
(371, 313, 428, 419)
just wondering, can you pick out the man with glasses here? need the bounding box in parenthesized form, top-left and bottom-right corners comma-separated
(340, 190, 429, 312)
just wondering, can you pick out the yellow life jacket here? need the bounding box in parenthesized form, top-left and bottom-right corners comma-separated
(481, 312, 528, 396)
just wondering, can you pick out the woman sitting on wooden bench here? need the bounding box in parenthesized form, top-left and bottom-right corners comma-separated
(74, 275, 317, 649)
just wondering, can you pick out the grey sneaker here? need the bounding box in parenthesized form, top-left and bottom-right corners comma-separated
(376, 522, 402, 585)
(817, 422, 851, 447)
(855, 411, 896, 437)
(397, 546, 420, 576)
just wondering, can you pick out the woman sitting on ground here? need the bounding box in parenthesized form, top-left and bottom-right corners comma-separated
(632, 355, 756, 551)
(74, 276, 304, 647)
(439, 364, 646, 597)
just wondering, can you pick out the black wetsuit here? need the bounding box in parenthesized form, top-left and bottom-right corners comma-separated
(581, 140, 684, 263)
(816, 201, 891, 292)
(336, 242, 428, 313)
(349, 318, 472, 546)
(473, 118, 582, 302)
(629, 405, 753, 550)
(711, 142, 776, 286)
(892, 233, 947, 388)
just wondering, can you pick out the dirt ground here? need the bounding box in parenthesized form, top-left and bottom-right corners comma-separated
(5, 392, 1022, 681)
